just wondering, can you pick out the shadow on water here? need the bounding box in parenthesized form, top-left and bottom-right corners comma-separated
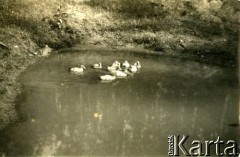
(0, 50, 239, 156)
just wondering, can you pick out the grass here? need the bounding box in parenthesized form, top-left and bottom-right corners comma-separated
(1, 0, 237, 52)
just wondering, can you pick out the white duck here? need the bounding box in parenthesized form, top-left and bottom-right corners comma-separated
(111, 70, 127, 77)
(135, 61, 141, 69)
(124, 69, 133, 76)
(100, 75, 116, 81)
(112, 61, 121, 69)
(107, 62, 121, 72)
(107, 66, 117, 72)
(93, 62, 102, 69)
(111, 69, 132, 77)
(122, 61, 130, 69)
(129, 65, 138, 73)
(70, 65, 86, 73)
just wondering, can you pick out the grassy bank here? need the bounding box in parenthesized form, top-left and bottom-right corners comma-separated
(0, 0, 239, 129)
(0, 0, 82, 129)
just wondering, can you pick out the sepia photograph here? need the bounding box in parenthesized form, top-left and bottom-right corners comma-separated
(0, 0, 239, 156)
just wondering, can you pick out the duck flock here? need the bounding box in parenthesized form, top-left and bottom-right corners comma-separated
(69, 60, 141, 81)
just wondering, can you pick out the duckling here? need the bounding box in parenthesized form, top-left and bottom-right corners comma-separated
(122, 60, 130, 69)
(135, 61, 141, 69)
(93, 62, 102, 69)
(129, 65, 138, 73)
(70, 65, 86, 73)
(100, 75, 116, 81)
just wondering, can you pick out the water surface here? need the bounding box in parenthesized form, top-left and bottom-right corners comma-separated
(0, 50, 238, 156)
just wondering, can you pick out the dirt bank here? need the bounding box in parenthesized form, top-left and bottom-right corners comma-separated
(0, 0, 239, 130)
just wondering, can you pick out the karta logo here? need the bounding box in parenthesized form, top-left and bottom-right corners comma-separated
(168, 135, 239, 156)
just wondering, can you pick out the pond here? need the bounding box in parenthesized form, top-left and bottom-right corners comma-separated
(0, 50, 239, 156)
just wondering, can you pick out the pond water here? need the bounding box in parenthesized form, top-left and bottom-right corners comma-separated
(0, 50, 239, 156)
